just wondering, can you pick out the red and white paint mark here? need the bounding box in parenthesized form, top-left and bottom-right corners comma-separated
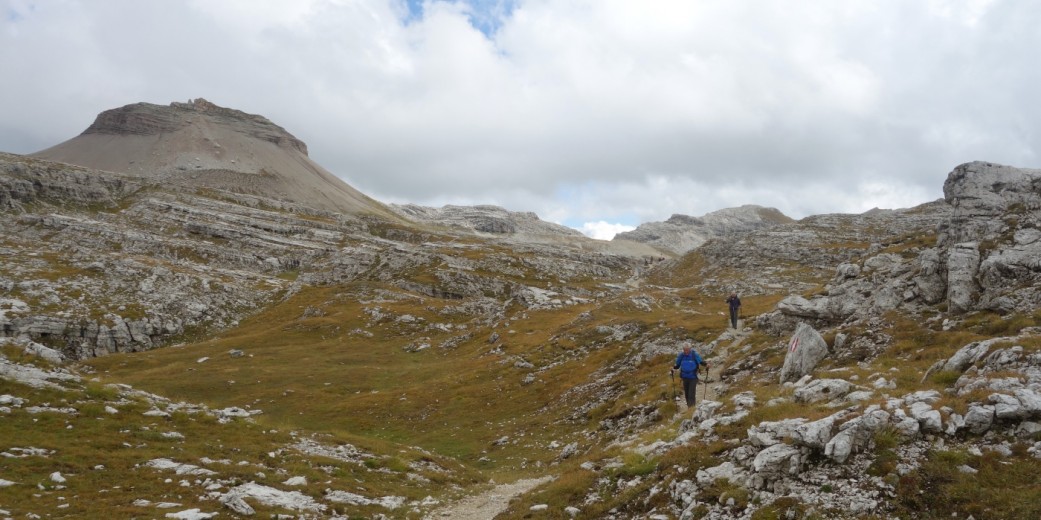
(789, 337, 800, 353)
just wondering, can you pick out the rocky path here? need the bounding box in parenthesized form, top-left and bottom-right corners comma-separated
(423, 476, 554, 520)
(705, 321, 748, 400)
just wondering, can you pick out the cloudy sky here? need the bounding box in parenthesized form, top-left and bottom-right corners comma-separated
(2, 0, 1039, 239)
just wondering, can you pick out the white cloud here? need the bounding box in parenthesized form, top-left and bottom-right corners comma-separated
(2, 0, 1039, 231)
(579, 221, 636, 241)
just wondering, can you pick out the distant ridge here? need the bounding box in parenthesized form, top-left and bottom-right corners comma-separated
(391, 203, 585, 237)
(32, 98, 395, 218)
(614, 204, 794, 254)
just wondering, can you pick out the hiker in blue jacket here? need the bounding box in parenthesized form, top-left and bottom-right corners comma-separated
(672, 343, 708, 408)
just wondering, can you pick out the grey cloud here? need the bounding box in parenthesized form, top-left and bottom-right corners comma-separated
(2, 0, 1039, 231)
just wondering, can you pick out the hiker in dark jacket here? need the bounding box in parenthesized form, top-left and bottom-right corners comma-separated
(726, 293, 741, 329)
(672, 343, 707, 408)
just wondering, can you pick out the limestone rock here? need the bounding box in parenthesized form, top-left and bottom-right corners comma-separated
(904, 390, 943, 405)
(220, 495, 255, 515)
(790, 412, 842, 450)
(695, 461, 747, 487)
(941, 161, 1041, 246)
(1015, 389, 1041, 417)
(932, 161, 1041, 313)
(989, 393, 1026, 421)
(747, 418, 806, 448)
(941, 339, 997, 372)
(751, 443, 803, 479)
(793, 379, 854, 404)
(964, 404, 995, 434)
(908, 402, 943, 433)
(914, 248, 947, 304)
(946, 243, 981, 314)
(779, 323, 829, 383)
(823, 409, 891, 463)
(891, 411, 921, 439)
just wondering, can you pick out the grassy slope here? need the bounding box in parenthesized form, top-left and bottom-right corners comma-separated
(15, 261, 1041, 519)
(71, 257, 793, 519)
(0, 345, 479, 519)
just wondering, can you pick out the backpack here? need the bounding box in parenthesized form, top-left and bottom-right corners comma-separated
(678, 352, 701, 379)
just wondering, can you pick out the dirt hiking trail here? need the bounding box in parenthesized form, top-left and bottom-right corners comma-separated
(424, 476, 554, 519)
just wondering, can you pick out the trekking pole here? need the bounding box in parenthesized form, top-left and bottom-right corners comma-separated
(700, 366, 710, 402)
(699, 368, 706, 403)
(670, 370, 677, 401)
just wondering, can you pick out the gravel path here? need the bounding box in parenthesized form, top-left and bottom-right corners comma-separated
(423, 476, 554, 520)
(704, 324, 748, 399)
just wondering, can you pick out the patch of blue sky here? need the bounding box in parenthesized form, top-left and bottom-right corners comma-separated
(463, 0, 516, 36)
(403, 0, 424, 24)
(403, 0, 517, 36)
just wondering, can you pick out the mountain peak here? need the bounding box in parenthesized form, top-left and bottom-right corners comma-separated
(81, 98, 308, 155)
(31, 99, 393, 216)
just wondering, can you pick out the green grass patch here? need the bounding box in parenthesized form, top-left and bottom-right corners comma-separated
(895, 447, 1041, 519)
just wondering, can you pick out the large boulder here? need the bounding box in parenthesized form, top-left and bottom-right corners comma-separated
(932, 161, 1041, 313)
(779, 323, 829, 383)
(941, 161, 1041, 246)
(777, 294, 860, 322)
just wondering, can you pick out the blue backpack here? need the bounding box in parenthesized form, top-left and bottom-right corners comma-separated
(677, 351, 702, 379)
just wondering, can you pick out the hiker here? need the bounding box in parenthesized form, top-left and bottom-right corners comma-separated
(726, 292, 741, 329)
(672, 343, 707, 408)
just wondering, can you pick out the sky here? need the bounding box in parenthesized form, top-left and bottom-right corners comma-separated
(2, 0, 1039, 239)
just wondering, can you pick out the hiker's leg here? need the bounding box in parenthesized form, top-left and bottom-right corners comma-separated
(682, 378, 696, 407)
(730, 309, 738, 328)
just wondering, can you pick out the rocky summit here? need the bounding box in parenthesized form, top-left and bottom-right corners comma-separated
(32, 98, 394, 217)
(3, 101, 1041, 519)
